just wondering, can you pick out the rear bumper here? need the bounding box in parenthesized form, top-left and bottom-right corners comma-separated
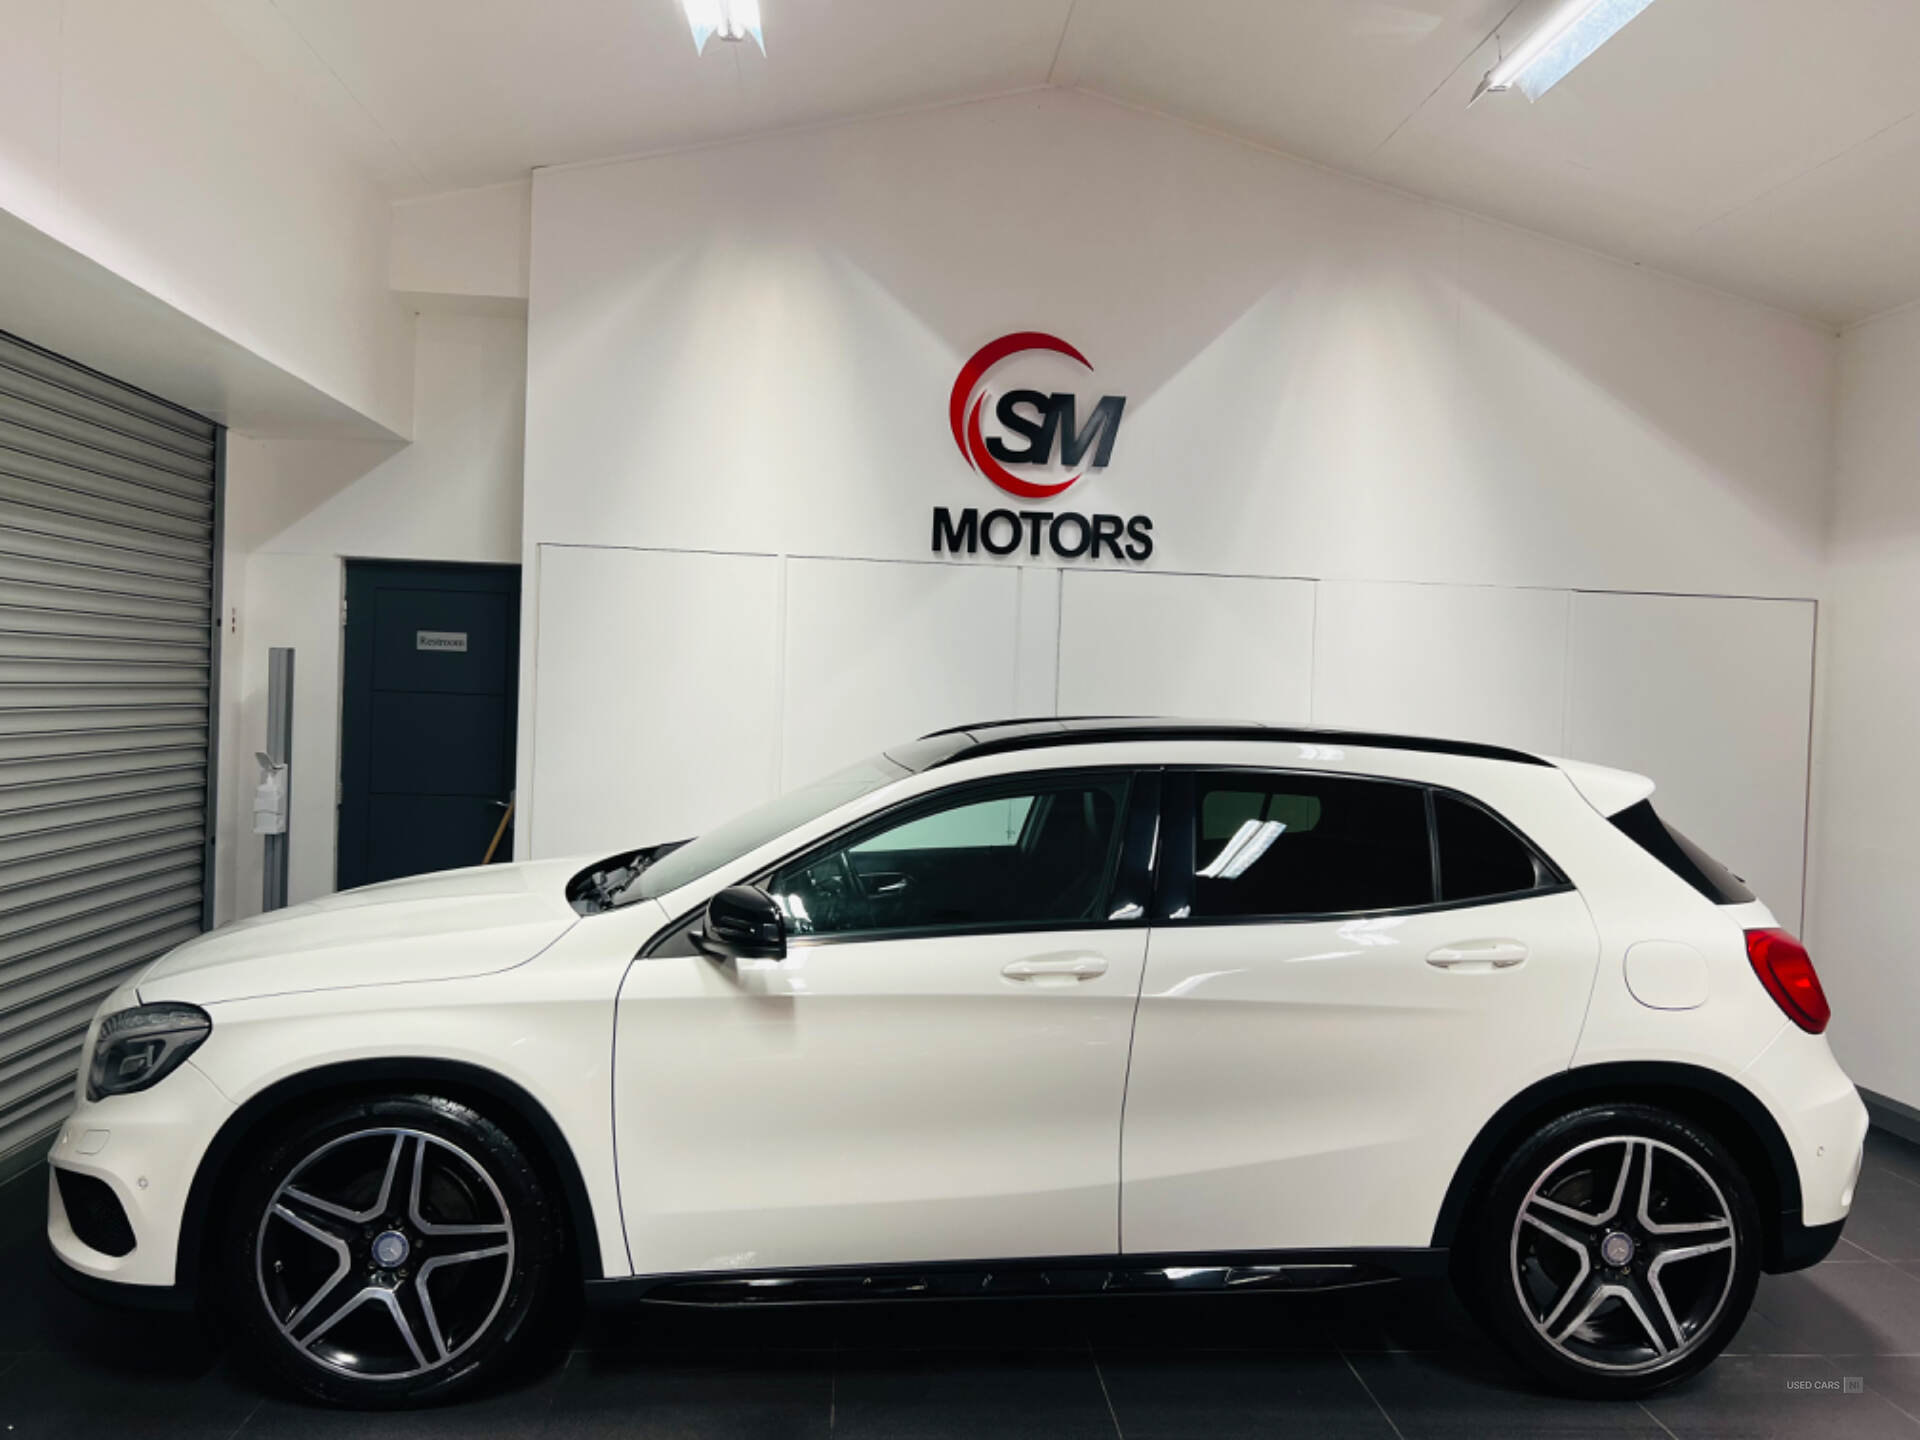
(1740, 1024, 1869, 1233)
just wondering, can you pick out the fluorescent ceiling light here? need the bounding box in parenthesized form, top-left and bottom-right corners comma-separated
(1475, 0, 1655, 102)
(684, 0, 764, 55)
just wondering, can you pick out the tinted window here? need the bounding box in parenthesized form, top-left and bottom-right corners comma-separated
(632, 754, 906, 902)
(1188, 774, 1432, 918)
(1610, 800, 1753, 905)
(1436, 793, 1548, 902)
(768, 776, 1129, 938)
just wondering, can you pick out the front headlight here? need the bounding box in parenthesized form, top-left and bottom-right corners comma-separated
(86, 1004, 211, 1101)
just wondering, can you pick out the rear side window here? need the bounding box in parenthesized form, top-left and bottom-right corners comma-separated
(1188, 774, 1432, 918)
(1610, 800, 1753, 904)
(1435, 792, 1554, 902)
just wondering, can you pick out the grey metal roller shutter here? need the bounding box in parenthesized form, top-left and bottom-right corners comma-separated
(0, 330, 218, 1168)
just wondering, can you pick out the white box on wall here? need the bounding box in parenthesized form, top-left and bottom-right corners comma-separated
(1565, 591, 1815, 928)
(779, 557, 1023, 787)
(1311, 581, 1569, 755)
(1057, 570, 1316, 722)
(530, 546, 782, 857)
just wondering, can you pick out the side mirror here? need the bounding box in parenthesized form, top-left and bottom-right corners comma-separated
(693, 885, 787, 961)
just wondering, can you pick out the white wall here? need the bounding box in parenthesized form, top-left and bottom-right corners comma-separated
(0, 0, 413, 435)
(1807, 304, 1920, 1108)
(214, 312, 527, 922)
(518, 91, 1831, 926)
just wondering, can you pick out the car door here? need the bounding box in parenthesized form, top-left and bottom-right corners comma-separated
(614, 768, 1157, 1277)
(1120, 768, 1600, 1257)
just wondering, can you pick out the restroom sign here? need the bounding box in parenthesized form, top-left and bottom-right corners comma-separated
(415, 631, 468, 653)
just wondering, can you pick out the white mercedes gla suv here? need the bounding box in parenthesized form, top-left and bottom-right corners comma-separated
(49, 719, 1865, 1407)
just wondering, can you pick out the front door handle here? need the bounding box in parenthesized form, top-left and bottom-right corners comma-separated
(1426, 939, 1529, 971)
(1002, 956, 1109, 982)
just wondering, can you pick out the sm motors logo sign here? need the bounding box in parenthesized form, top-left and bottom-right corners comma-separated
(934, 331, 1153, 562)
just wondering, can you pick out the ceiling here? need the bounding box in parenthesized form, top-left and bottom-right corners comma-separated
(246, 0, 1920, 328)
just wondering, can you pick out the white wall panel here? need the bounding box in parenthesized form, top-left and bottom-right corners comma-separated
(1311, 582, 1570, 755)
(780, 558, 1021, 786)
(530, 546, 781, 858)
(1057, 571, 1315, 722)
(1566, 592, 1815, 928)
(1013, 567, 1062, 718)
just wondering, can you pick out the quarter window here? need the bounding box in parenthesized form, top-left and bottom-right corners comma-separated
(1186, 774, 1432, 918)
(1434, 792, 1549, 902)
(768, 776, 1129, 939)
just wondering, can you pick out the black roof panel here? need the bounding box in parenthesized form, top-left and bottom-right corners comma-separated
(889, 717, 1548, 772)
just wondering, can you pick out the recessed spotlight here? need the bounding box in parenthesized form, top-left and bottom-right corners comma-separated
(1473, 0, 1656, 102)
(683, 0, 765, 56)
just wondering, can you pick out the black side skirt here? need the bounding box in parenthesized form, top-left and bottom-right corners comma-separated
(586, 1248, 1450, 1308)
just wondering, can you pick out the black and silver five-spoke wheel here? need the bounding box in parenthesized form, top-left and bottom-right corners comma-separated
(226, 1096, 562, 1407)
(1467, 1104, 1760, 1398)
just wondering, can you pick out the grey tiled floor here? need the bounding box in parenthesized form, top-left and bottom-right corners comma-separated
(11, 1133, 1920, 1437)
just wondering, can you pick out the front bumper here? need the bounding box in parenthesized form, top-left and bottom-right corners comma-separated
(46, 1058, 233, 1292)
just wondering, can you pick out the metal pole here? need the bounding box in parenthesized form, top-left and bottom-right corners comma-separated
(263, 647, 294, 912)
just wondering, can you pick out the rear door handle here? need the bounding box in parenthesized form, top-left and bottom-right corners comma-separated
(1426, 939, 1529, 971)
(1002, 956, 1109, 982)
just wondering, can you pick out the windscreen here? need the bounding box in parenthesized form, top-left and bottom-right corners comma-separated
(626, 753, 910, 903)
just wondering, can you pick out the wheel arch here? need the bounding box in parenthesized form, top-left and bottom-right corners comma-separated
(176, 1056, 604, 1289)
(1431, 1061, 1802, 1270)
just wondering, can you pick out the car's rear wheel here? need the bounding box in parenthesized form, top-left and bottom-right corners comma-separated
(223, 1094, 563, 1407)
(1464, 1103, 1760, 1398)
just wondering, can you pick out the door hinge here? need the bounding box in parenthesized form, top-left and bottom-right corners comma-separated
(341, 597, 349, 626)
(336, 779, 344, 806)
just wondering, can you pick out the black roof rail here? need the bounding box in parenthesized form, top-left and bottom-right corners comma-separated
(894, 717, 1549, 771)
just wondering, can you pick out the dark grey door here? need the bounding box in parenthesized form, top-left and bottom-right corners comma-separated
(338, 561, 520, 889)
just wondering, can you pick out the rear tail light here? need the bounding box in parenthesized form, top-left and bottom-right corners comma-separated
(1745, 927, 1830, 1034)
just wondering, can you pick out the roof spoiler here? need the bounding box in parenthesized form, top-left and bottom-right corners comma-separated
(1550, 757, 1656, 817)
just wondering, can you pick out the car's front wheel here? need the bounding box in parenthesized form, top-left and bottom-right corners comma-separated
(223, 1093, 563, 1407)
(1465, 1103, 1761, 1398)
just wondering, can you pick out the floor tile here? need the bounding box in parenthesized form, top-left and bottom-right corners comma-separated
(1734, 1261, 1920, 1356)
(1096, 1347, 1396, 1439)
(0, 1349, 258, 1440)
(1347, 1348, 1669, 1439)
(549, 1349, 833, 1439)
(233, 1358, 564, 1439)
(1864, 1134, 1920, 1189)
(830, 1349, 1115, 1439)
(1848, 1357, 1920, 1428)
(1641, 1354, 1920, 1439)
(1845, 1177, 1920, 1263)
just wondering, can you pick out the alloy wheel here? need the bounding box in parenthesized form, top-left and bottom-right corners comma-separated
(1509, 1134, 1737, 1375)
(255, 1127, 516, 1381)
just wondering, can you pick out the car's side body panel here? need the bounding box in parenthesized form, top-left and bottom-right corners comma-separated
(47, 726, 1866, 1316)
(51, 895, 672, 1289)
(1122, 888, 1601, 1252)
(614, 926, 1149, 1274)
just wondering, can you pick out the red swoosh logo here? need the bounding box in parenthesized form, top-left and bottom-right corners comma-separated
(950, 331, 1091, 500)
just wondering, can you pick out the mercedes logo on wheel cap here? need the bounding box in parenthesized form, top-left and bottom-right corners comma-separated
(371, 1229, 411, 1269)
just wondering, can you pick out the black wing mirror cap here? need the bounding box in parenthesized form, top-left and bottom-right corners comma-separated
(693, 885, 788, 961)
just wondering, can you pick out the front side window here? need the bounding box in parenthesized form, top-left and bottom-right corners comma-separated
(768, 775, 1130, 939)
(1186, 773, 1432, 918)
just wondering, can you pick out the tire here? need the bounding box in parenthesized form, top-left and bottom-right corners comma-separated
(1462, 1103, 1761, 1399)
(221, 1093, 564, 1408)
